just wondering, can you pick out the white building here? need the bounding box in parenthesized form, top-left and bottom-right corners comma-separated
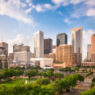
(34, 30, 44, 58)
(71, 27, 82, 54)
(71, 27, 82, 65)
(30, 58, 53, 69)
(13, 51, 31, 65)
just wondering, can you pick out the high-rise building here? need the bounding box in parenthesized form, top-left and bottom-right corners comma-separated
(87, 44, 91, 61)
(71, 27, 82, 53)
(56, 45, 77, 67)
(71, 27, 82, 65)
(91, 34, 95, 62)
(0, 42, 8, 57)
(44, 38, 52, 54)
(57, 33, 67, 46)
(34, 30, 44, 58)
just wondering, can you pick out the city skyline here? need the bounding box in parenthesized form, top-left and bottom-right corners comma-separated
(0, 0, 95, 59)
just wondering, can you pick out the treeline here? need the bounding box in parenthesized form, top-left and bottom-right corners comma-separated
(0, 68, 24, 81)
(0, 73, 84, 95)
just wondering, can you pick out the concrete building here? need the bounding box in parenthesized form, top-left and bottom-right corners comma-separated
(30, 58, 53, 69)
(57, 33, 67, 46)
(87, 44, 91, 61)
(0, 42, 8, 57)
(91, 34, 95, 62)
(34, 30, 44, 58)
(71, 27, 82, 66)
(56, 45, 77, 67)
(13, 44, 30, 52)
(44, 38, 52, 54)
(13, 44, 31, 66)
(0, 55, 8, 70)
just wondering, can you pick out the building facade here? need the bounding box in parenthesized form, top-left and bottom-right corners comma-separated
(87, 44, 91, 61)
(71, 27, 82, 66)
(13, 44, 31, 66)
(34, 30, 44, 58)
(91, 34, 95, 62)
(44, 38, 52, 54)
(0, 42, 8, 57)
(56, 45, 77, 67)
(57, 33, 67, 46)
(13, 44, 30, 52)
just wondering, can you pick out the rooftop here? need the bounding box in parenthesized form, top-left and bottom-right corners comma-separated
(71, 27, 82, 32)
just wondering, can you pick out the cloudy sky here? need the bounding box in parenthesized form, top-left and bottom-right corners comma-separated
(0, 0, 95, 59)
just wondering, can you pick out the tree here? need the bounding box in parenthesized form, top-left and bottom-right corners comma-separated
(36, 78, 50, 85)
(25, 69, 38, 79)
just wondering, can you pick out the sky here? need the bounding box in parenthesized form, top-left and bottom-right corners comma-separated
(0, 0, 95, 59)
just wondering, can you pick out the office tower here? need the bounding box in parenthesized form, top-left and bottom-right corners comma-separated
(91, 34, 95, 62)
(34, 30, 44, 58)
(71, 27, 82, 53)
(13, 44, 30, 52)
(13, 44, 31, 65)
(0, 42, 8, 57)
(44, 38, 52, 54)
(56, 45, 77, 67)
(71, 27, 82, 66)
(57, 33, 67, 46)
(87, 44, 91, 61)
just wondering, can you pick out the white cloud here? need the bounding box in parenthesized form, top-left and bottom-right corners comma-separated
(44, 4, 52, 9)
(87, 8, 95, 16)
(83, 29, 95, 59)
(64, 18, 72, 24)
(52, 0, 85, 6)
(85, 0, 95, 7)
(25, 8, 32, 14)
(7, 34, 33, 53)
(0, 0, 32, 24)
(34, 4, 44, 12)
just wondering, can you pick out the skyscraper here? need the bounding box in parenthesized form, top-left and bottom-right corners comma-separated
(34, 30, 44, 58)
(71, 27, 82, 54)
(91, 34, 95, 62)
(44, 38, 52, 54)
(57, 33, 67, 46)
(87, 44, 91, 61)
(71, 27, 82, 66)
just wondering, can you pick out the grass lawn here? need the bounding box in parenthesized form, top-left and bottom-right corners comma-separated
(0, 78, 38, 86)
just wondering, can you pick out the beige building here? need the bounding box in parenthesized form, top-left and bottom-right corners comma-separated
(34, 30, 44, 58)
(56, 45, 77, 67)
(71, 27, 82, 66)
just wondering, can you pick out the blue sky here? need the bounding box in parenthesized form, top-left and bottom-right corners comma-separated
(0, 0, 95, 59)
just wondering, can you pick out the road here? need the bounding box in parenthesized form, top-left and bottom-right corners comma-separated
(64, 74, 95, 95)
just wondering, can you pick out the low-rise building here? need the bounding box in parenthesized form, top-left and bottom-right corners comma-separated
(30, 58, 53, 68)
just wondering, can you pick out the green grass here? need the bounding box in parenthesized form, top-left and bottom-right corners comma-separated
(0, 78, 38, 86)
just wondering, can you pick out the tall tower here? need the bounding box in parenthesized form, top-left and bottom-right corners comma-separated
(34, 30, 44, 58)
(91, 34, 95, 62)
(44, 38, 52, 54)
(71, 27, 82, 54)
(57, 33, 67, 46)
(87, 44, 91, 61)
(71, 27, 82, 66)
